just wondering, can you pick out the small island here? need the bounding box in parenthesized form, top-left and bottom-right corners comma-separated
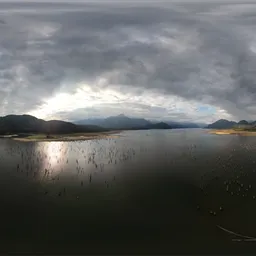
(12, 131, 121, 142)
(208, 129, 256, 136)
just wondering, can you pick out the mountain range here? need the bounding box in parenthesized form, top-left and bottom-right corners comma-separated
(75, 114, 204, 129)
(75, 114, 151, 129)
(0, 114, 107, 135)
(1, 114, 254, 135)
(0, 114, 175, 135)
(206, 119, 256, 130)
(0, 114, 205, 135)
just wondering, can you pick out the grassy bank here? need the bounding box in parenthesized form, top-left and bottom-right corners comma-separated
(12, 131, 121, 142)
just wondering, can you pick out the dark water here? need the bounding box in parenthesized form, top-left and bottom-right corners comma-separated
(1, 129, 256, 254)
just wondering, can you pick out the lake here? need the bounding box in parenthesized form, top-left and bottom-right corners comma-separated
(1, 129, 256, 254)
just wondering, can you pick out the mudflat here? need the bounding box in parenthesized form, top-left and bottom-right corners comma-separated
(209, 129, 256, 136)
(13, 131, 121, 142)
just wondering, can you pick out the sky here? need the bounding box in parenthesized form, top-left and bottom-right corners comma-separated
(0, 1, 255, 124)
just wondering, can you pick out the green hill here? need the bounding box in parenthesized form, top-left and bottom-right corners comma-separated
(0, 114, 107, 135)
(207, 119, 256, 131)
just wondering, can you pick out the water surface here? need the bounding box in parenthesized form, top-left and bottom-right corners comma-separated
(1, 129, 256, 253)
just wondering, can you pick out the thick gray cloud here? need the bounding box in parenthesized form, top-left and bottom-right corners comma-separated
(0, 1, 255, 123)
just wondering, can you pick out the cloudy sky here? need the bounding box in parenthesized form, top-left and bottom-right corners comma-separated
(0, 0, 255, 124)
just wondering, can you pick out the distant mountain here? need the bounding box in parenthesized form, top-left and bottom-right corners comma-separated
(237, 120, 249, 125)
(207, 119, 256, 130)
(194, 123, 208, 128)
(126, 122, 172, 130)
(75, 118, 104, 126)
(76, 114, 151, 129)
(206, 119, 237, 129)
(76, 115, 203, 130)
(102, 114, 151, 129)
(166, 121, 206, 128)
(164, 121, 185, 128)
(0, 115, 107, 135)
(145, 122, 172, 129)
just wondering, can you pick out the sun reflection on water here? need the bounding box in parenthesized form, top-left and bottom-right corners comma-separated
(38, 141, 68, 179)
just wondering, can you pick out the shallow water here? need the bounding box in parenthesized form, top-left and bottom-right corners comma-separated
(1, 129, 256, 253)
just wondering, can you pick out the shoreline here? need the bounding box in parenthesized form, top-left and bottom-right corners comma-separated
(208, 129, 256, 136)
(11, 131, 121, 142)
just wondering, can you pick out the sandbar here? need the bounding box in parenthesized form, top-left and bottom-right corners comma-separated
(12, 131, 121, 142)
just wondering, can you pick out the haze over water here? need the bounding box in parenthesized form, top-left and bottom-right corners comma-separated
(1, 129, 256, 253)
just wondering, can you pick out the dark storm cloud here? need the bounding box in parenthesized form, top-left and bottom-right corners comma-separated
(0, 1, 255, 121)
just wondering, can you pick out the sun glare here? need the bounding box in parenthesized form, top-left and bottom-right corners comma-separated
(27, 81, 124, 119)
